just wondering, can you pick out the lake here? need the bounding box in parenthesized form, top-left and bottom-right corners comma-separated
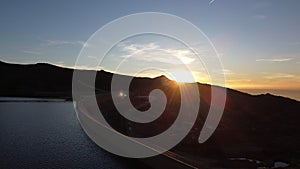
(0, 99, 146, 168)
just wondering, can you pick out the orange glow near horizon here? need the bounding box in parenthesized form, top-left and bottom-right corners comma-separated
(225, 78, 300, 90)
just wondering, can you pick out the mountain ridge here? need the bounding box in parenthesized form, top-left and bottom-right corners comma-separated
(1, 60, 298, 102)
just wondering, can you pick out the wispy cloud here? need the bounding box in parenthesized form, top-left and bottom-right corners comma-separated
(87, 55, 97, 59)
(226, 79, 252, 83)
(264, 73, 295, 79)
(223, 69, 235, 75)
(221, 68, 248, 79)
(118, 42, 195, 65)
(252, 15, 267, 20)
(46, 40, 89, 47)
(256, 58, 293, 62)
(23, 50, 42, 55)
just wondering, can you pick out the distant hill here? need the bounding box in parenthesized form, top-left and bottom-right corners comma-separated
(0, 61, 73, 99)
(0, 60, 167, 98)
(1, 60, 300, 168)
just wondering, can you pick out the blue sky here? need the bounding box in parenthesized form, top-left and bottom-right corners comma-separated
(1, 0, 300, 90)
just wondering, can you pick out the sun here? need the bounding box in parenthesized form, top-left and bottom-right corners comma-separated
(169, 70, 196, 83)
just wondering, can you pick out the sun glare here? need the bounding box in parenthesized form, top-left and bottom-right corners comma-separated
(170, 70, 196, 83)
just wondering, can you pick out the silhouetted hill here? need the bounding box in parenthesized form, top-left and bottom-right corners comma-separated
(0, 61, 74, 98)
(1, 60, 300, 168)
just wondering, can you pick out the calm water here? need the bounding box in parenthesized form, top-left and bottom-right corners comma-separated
(0, 100, 143, 168)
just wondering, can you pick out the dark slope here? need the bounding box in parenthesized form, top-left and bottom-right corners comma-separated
(0, 61, 73, 98)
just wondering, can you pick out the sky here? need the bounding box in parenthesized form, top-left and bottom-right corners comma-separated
(1, 0, 300, 98)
